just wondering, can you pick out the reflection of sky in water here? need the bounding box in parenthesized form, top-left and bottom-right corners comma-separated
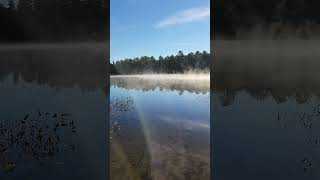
(111, 78, 210, 179)
(111, 86, 209, 130)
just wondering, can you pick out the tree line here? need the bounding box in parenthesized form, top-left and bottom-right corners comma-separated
(0, 0, 107, 42)
(213, 0, 320, 39)
(110, 51, 210, 75)
(0, 49, 107, 92)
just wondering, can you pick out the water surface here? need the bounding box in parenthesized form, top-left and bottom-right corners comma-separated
(110, 75, 210, 180)
(212, 41, 320, 180)
(0, 45, 108, 179)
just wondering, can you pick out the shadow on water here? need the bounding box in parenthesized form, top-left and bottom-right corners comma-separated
(212, 41, 320, 180)
(0, 44, 108, 179)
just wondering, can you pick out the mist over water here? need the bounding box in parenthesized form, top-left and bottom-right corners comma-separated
(111, 74, 209, 94)
(111, 74, 210, 179)
(111, 74, 209, 81)
(213, 40, 320, 98)
(0, 43, 108, 179)
(213, 40, 320, 56)
(212, 40, 320, 180)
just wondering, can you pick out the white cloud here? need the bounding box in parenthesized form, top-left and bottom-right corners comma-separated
(155, 6, 210, 28)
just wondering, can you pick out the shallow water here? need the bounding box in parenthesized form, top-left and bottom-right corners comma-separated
(0, 47, 108, 179)
(110, 75, 210, 180)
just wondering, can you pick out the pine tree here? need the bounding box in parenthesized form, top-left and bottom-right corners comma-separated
(7, 0, 15, 9)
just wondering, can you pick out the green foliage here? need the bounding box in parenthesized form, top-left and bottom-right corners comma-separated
(0, 0, 107, 42)
(111, 51, 210, 75)
(214, 0, 320, 38)
(110, 63, 119, 75)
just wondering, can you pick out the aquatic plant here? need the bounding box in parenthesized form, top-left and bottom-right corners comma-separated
(0, 111, 77, 174)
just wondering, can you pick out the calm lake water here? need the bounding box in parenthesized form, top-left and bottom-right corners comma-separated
(0, 44, 108, 179)
(212, 41, 320, 180)
(110, 75, 210, 180)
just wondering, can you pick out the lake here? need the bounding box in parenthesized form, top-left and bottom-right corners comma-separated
(0, 44, 108, 180)
(212, 40, 320, 180)
(110, 74, 210, 180)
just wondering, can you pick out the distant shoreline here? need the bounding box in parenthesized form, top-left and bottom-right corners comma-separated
(110, 74, 210, 80)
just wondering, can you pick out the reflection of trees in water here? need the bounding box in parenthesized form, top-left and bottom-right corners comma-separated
(213, 49, 320, 105)
(0, 112, 77, 174)
(215, 90, 236, 107)
(0, 48, 108, 93)
(194, 94, 210, 104)
(111, 77, 209, 94)
(110, 96, 152, 180)
(214, 78, 320, 106)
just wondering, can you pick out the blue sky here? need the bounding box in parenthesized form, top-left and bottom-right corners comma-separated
(111, 0, 210, 62)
